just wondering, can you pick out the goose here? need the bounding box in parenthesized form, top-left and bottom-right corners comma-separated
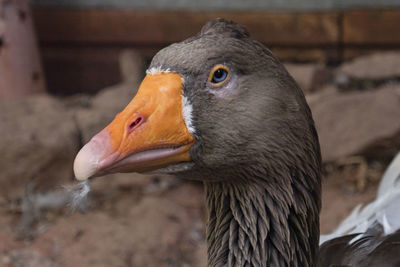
(73, 18, 400, 266)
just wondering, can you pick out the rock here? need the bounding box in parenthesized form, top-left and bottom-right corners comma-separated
(0, 95, 79, 199)
(194, 244, 208, 267)
(8, 249, 60, 267)
(338, 52, 400, 80)
(335, 52, 400, 90)
(309, 84, 400, 162)
(119, 49, 145, 84)
(284, 63, 332, 93)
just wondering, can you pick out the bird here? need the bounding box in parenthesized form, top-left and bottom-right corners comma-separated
(73, 18, 400, 267)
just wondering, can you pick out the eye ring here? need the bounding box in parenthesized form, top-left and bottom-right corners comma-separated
(208, 65, 230, 86)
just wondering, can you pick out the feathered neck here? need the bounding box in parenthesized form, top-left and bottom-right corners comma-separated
(204, 168, 320, 267)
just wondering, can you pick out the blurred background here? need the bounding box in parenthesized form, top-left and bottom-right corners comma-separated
(0, 0, 399, 266)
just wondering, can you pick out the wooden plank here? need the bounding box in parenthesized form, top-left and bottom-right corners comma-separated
(32, 9, 339, 46)
(343, 10, 400, 45)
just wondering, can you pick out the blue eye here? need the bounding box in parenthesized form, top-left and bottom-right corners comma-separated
(211, 68, 228, 84)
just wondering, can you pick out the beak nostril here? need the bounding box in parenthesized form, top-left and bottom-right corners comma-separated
(127, 115, 145, 133)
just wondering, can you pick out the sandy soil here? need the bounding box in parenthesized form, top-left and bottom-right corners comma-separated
(0, 168, 381, 267)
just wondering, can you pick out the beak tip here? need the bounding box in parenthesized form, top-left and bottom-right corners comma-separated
(73, 129, 114, 181)
(73, 145, 97, 181)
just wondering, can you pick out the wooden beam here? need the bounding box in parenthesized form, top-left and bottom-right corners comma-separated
(32, 8, 340, 46)
(343, 10, 400, 45)
(31, 8, 400, 95)
(0, 1, 46, 100)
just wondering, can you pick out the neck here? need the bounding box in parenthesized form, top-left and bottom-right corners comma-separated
(204, 173, 320, 267)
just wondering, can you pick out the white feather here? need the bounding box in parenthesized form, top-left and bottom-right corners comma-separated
(181, 94, 196, 135)
(146, 66, 171, 75)
(320, 151, 400, 245)
(377, 151, 400, 198)
(64, 180, 91, 211)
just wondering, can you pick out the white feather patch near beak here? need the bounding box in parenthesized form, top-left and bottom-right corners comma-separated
(182, 94, 195, 136)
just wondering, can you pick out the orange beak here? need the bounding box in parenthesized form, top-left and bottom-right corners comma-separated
(73, 72, 195, 180)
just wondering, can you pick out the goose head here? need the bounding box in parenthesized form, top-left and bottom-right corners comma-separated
(74, 18, 320, 185)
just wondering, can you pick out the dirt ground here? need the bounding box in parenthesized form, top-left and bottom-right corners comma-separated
(0, 167, 381, 267)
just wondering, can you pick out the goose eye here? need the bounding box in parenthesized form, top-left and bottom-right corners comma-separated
(208, 65, 230, 86)
(212, 69, 227, 83)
